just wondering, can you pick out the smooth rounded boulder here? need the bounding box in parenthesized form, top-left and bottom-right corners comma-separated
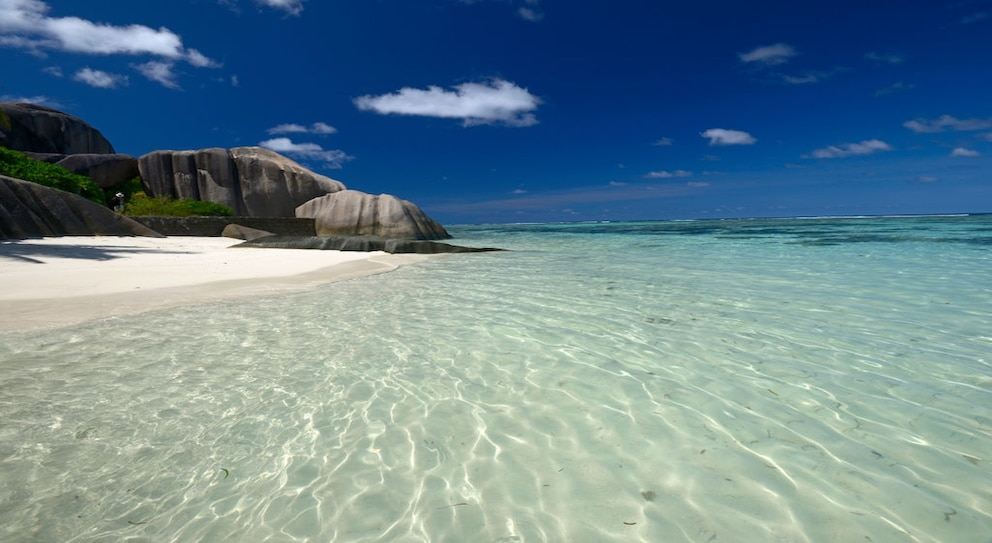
(296, 189, 450, 240)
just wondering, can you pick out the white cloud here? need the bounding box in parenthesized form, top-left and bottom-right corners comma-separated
(644, 170, 692, 179)
(915, 176, 939, 184)
(652, 137, 673, 146)
(739, 43, 797, 65)
(354, 79, 540, 127)
(73, 67, 127, 88)
(687, 181, 710, 188)
(903, 115, 992, 133)
(258, 137, 353, 169)
(701, 128, 756, 146)
(42, 65, 61, 76)
(809, 139, 892, 159)
(267, 122, 337, 135)
(310, 122, 336, 134)
(0, 0, 217, 66)
(951, 147, 980, 157)
(0, 93, 56, 107)
(133, 60, 180, 89)
(257, 0, 304, 15)
(186, 48, 219, 68)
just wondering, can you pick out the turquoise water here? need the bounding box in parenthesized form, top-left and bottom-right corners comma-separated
(1, 215, 991, 542)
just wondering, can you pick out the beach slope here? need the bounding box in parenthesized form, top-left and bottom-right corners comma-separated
(0, 236, 418, 332)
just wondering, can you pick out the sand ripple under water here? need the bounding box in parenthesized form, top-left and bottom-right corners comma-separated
(1, 216, 990, 542)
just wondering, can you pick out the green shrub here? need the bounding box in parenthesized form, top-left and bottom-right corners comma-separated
(124, 193, 234, 217)
(0, 146, 104, 204)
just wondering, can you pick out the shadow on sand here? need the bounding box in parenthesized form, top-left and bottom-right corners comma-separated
(0, 240, 188, 264)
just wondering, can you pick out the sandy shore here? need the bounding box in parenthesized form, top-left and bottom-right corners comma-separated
(0, 236, 423, 332)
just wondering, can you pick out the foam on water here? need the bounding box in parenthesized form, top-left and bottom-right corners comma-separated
(2, 215, 991, 542)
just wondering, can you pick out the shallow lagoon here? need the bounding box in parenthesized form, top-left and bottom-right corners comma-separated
(2, 215, 990, 542)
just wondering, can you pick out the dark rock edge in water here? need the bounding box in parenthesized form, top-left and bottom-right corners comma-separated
(235, 235, 503, 254)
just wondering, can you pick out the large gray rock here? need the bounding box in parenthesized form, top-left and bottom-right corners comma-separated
(138, 147, 345, 217)
(0, 102, 115, 155)
(0, 175, 164, 239)
(56, 154, 139, 189)
(296, 189, 450, 240)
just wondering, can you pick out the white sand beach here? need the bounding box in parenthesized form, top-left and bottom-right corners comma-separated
(0, 236, 420, 332)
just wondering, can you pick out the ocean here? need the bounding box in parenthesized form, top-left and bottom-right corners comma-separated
(1, 215, 990, 542)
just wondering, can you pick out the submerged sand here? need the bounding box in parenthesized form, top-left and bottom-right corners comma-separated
(0, 236, 421, 332)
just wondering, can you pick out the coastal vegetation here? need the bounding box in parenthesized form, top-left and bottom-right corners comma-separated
(123, 192, 234, 217)
(0, 146, 104, 204)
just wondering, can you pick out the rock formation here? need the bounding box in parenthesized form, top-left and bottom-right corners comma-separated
(0, 102, 115, 155)
(0, 175, 164, 239)
(296, 189, 450, 240)
(2, 103, 464, 245)
(138, 147, 345, 217)
(55, 154, 139, 189)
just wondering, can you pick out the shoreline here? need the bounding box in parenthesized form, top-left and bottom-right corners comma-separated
(0, 236, 425, 333)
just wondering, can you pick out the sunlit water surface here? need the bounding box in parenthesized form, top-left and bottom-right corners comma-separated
(2, 215, 991, 542)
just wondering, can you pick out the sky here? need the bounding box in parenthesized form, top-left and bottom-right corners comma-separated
(2, 0, 991, 224)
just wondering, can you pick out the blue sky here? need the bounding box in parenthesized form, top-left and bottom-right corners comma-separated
(2, 0, 990, 224)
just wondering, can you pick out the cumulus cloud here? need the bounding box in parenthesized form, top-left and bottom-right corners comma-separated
(354, 79, 540, 127)
(644, 170, 692, 179)
(257, 0, 304, 15)
(73, 67, 127, 88)
(739, 43, 797, 65)
(701, 128, 756, 146)
(903, 115, 992, 133)
(258, 137, 353, 169)
(951, 147, 980, 157)
(267, 122, 337, 135)
(0, 0, 217, 67)
(809, 139, 892, 158)
(133, 60, 180, 89)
